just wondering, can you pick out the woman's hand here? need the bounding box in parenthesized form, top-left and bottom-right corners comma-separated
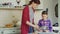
(40, 30, 43, 32)
(45, 30, 49, 32)
(26, 21, 41, 31)
(34, 25, 40, 31)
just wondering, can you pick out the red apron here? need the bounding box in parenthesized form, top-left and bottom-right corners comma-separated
(21, 6, 35, 34)
(21, 6, 30, 34)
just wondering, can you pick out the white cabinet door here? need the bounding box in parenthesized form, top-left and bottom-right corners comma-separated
(3, 30, 20, 34)
(0, 30, 2, 34)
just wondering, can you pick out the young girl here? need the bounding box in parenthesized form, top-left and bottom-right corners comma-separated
(21, 0, 40, 34)
(38, 11, 52, 32)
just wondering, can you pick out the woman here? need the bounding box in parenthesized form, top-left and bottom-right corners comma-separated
(21, 0, 40, 34)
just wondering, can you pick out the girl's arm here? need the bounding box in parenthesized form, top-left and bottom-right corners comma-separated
(38, 20, 42, 27)
(49, 20, 52, 32)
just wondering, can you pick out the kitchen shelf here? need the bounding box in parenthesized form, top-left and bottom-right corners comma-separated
(0, 8, 24, 10)
(0, 8, 43, 11)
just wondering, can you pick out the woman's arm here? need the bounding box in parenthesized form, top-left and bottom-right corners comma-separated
(26, 21, 35, 28)
(26, 21, 40, 31)
(45, 20, 52, 32)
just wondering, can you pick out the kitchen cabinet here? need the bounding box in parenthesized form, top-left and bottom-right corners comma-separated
(3, 30, 20, 34)
(0, 27, 20, 34)
(0, 30, 2, 34)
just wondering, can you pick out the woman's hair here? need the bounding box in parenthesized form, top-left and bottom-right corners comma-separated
(42, 11, 48, 15)
(28, 0, 40, 5)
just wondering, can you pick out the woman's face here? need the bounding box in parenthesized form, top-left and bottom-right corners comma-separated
(32, 2, 39, 8)
(42, 14, 48, 20)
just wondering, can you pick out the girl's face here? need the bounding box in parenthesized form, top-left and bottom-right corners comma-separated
(32, 2, 39, 9)
(42, 14, 48, 20)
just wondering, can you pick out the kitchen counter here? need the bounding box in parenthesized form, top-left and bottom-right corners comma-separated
(0, 27, 20, 34)
(0, 27, 20, 30)
(35, 31, 59, 34)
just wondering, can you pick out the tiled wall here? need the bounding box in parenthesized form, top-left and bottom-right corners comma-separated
(0, 10, 22, 27)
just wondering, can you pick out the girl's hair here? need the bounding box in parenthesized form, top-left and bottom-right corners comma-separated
(28, 0, 40, 5)
(42, 11, 48, 15)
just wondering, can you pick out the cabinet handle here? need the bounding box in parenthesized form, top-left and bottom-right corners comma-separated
(13, 31, 15, 32)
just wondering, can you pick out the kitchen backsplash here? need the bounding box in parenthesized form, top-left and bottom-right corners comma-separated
(0, 10, 22, 27)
